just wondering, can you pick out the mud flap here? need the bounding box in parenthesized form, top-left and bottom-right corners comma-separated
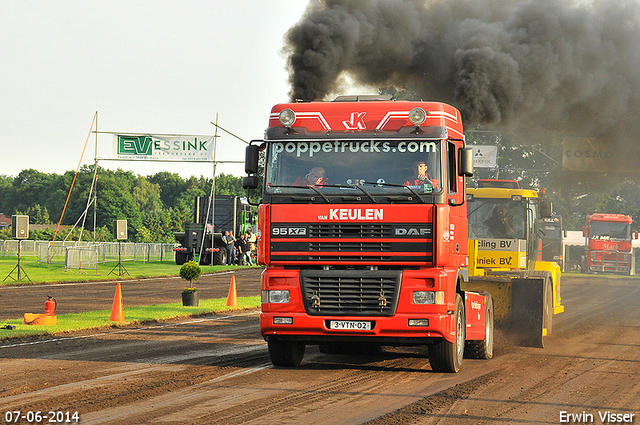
(510, 278, 545, 348)
(461, 278, 512, 324)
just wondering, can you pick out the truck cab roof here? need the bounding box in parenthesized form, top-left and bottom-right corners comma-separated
(467, 187, 540, 200)
(477, 179, 520, 189)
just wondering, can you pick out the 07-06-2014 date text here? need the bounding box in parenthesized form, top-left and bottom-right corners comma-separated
(4, 411, 79, 423)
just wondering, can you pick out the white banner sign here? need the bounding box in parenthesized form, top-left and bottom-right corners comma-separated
(112, 134, 214, 161)
(471, 145, 498, 168)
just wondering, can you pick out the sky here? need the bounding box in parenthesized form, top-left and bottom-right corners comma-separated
(0, 0, 310, 179)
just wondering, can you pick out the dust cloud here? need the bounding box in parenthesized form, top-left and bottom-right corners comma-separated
(284, 0, 640, 140)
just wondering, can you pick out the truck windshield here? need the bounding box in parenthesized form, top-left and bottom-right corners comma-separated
(468, 198, 526, 239)
(590, 222, 631, 240)
(264, 139, 443, 195)
(544, 223, 562, 239)
(544, 217, 562, 239)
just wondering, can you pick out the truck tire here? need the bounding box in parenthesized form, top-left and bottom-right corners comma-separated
(465, 293, 494, 360)
(268, 338, 305, 367)
(175, 251, 189, 265)
(198, 253, 211, 266)
(428, 294, 465, 373)
(213, 249, 227, 266)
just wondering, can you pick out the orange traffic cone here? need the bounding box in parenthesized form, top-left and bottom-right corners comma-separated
(110, 282, 125, 322)
(226, 275, 238, 307)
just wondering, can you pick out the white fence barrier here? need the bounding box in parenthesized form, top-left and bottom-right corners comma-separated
(1, 240, 176, 270)
(37, 241, 89, 264)
(65, 247, 99, 272)
(1, 240, 39, 257)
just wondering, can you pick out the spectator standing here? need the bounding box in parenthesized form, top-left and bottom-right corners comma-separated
(239, 233, 252, 266)
(223, 230, 236, 265)
(234, 235, 242, 265)
(246, 229, 257, 261)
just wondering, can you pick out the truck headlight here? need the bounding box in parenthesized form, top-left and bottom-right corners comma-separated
(279, 109, 296, 127)
(413, 291, 445, 305)
(262, 290, 290, 304)
(408, 107, 427, 126)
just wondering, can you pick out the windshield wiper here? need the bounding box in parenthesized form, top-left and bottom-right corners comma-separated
(268, 183, 376, 203)
(268, 184, 330, 203)
(360, 181, 426, 204)
(269, 181, 420, 205)
(352, 185, 377, 203)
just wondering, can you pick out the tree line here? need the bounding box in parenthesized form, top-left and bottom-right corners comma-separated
(0, 166, 246, 243)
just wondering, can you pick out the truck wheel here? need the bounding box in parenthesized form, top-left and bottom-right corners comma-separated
(213, 249, 227, 265)
(198, 253, 211, 266)
(175, 252, 188, 265)
(428, 294, 465, 373)
(268, 338, 305, 367)
(465, 293, 494, 360)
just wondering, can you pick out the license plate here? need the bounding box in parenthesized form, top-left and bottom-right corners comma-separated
(329, 320, 371, 330)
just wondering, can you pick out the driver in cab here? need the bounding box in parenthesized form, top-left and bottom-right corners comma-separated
(293, 167, 328, 187)
(404, 160, 439, 188)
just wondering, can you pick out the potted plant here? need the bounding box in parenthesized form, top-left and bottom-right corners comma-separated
(179, 261, 201, 306)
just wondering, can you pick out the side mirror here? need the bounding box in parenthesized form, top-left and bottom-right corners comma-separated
(245, 144, 260, 175)
(243, 175, 258, 190)
(459, 147, 473, 177)
(539, 199, 552, 218)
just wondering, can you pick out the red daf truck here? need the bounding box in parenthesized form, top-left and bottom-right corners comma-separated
(243, 96, 493, 372)
(582, 213, 637, 274)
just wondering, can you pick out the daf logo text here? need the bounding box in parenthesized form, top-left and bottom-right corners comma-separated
(395, 227, 431, 236)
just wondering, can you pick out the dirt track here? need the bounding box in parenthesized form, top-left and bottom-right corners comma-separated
(1, 271, 639, 424)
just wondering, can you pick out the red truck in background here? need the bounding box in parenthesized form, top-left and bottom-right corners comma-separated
(582, 213, 638, 274)
(243, 96, 492, 372)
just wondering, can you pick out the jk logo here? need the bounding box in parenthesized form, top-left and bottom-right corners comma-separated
(118, 136, 152, 155)
(342, 112, 367, 130)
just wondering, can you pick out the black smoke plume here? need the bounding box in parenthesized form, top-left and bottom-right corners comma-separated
(284, 0, 640, 138)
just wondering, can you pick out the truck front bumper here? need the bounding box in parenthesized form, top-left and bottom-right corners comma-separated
(260, 311, 455, 345)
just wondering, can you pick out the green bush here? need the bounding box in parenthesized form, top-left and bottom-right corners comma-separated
(179, 260, 202, 288)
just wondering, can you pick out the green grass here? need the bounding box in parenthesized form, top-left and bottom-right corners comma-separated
(0, 256, 256, 286)
(0, 256, 262, 340)
(0, 296, 261, 340)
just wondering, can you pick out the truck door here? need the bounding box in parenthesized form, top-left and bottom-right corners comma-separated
(526, 201, 540, 269)
(446, 141, 467, 262)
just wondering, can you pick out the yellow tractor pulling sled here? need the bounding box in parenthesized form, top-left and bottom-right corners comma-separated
(463, 181, 564, 347)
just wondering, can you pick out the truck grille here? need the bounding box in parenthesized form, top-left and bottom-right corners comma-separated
(589, 250, 630, 273)
(309, 224, 393, 238)
(309, 241, 392, 251)
(300, 269, 401, 317)
(270, 222, 433, 265)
